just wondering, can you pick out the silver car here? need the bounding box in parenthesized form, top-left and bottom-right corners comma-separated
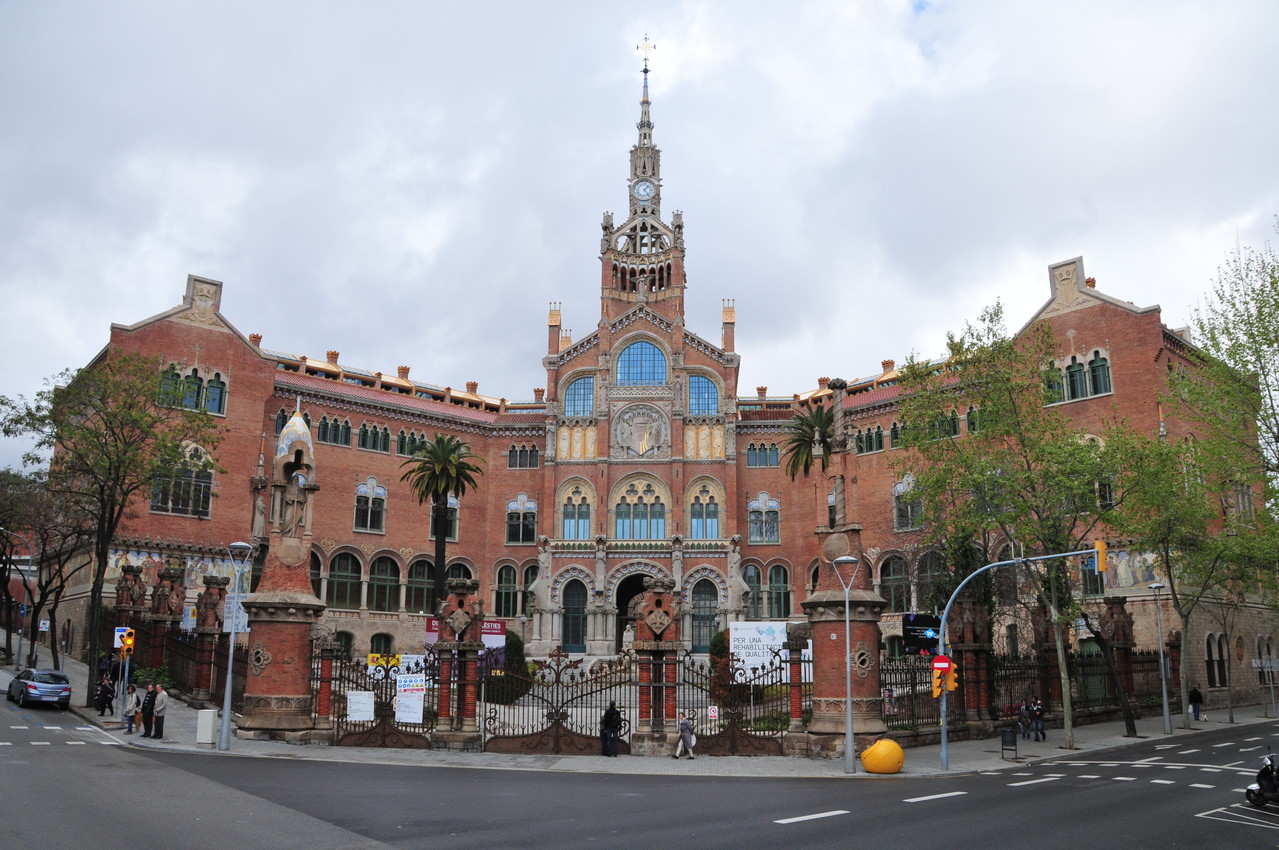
(6, 669, 72, 709)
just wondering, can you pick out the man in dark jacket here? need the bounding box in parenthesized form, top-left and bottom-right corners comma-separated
(600, 701, 623, 757)
(139, 683, 157, 738)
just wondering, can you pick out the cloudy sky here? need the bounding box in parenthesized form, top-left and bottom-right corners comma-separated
(3, 1, 1277, 470)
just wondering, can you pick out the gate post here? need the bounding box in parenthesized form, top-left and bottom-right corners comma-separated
(786, 622, 811, 731)
(798, 544, 888, 760)
(1099, 596, 1136, 695)
(431, 578, 485, 750)
(191, 575, 230, 702)
(437, 654, 454, 726)
(629, 575, 682, 756)
(951, 595, 992, 719)
(144, 565, 186, 671)
(311, 632, 342, 734)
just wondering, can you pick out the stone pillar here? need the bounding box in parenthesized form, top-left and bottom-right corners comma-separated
(191, 575, 229, 702)
(311, 632, 341, 733)
(800, 535, 887, 759)
(1099, 596, 1136, 695)
(630, 575, 682, 755)
(786, 622, 812, 732)
(111, 564, 148, 670)
(144, 565, 186, 671)
(238, 410, 327, 739)
(432, 578, 485, 747)
(950, 595, 992, 718)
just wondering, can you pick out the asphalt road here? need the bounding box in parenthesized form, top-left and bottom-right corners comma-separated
(6, 697, 1279, 849)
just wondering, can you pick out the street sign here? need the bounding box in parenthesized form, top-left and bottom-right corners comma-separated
(902, 613, 942, 656)
(931, 655, 952, 670)
(114, 626, 128, 648)
(708, 705, 719, 721)
(38, 618, 49, 633)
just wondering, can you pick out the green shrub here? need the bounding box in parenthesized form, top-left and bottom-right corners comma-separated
(484, 631, 533, 705)
(128, 666, 174, 690)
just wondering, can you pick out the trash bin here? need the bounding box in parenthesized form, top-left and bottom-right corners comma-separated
(860, 738, 904, 774)
(1000, 727, 1018, 760)
(195, 709, 217, 745)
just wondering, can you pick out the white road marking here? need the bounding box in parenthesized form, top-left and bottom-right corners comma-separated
(100, 741, 121, 745)
(1155, 744, 1178, 750)
(903, 792, 968, 803)
(30, 741, 51, 746)
(1201, 768, 1222, 773)
(66, 741, 86, 746)
(1009, 777, 1060, 787)
(1112, 777, 1137, 781)
(0, 742, 10, 746)
(1245, 736, 1263, 741)
(1138, 757, 1164, 763)
(1151, 779, 1175, 785)
(1010, 772, 1033, 776)
(1190, 783, 1215, 789)
(1240, 747, 1262, 752)
(1079, 775, 1102, 779)
(1213, 742, 1237, 748)
(775, 810, 849, 824)
(1178, 749, 1200, 755)
(10, 725, 29, 730)
(1164, 765, 1187, 770)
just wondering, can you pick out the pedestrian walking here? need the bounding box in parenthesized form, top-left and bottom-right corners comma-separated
(95, 674, 116, 716)
(1030, 698, 1046, 742)
(672, 711, 696, 759)
(1188, 685, 1204, 721)
(123, 685, 141, 734)
(139, 682, 157, 738)
(1017, 699, 1031, 740)
(600, 700, 623, 757)
(152, 683, 169, 740)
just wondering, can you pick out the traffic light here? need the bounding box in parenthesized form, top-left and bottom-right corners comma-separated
(945, 661, 959, 692)
(1094, 540, 1108, 573)
(121, 628, 136, 658)
(932, 667, 944, 698)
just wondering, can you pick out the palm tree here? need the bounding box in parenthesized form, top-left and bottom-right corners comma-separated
(399, 435, 485, 598)
(782, 403, 835, 479)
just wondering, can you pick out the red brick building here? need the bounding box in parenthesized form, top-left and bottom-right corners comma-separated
(54, 65, 1274, 712)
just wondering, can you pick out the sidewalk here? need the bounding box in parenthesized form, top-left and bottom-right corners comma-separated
(8, 640, 1274, 779)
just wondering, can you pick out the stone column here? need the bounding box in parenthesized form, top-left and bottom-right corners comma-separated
(238, 410, 327, 739)
(630, 575, 681, 755)
(431, 578, 485, 748)
(786, 622, 812, 732)
(951, 595, 992, 718)
(144, 565, 186, 671)
(1099, 596, 1136, 695)
(800, 536, 887, 759)
(191, 575, 229, 702)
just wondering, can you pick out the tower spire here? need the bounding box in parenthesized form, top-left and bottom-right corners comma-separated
(637, 34, 655, 147)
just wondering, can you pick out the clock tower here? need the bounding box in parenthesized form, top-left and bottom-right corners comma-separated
(598, 49, 687, 324)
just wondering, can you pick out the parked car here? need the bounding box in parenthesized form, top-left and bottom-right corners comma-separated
(6, 669, 72, 709)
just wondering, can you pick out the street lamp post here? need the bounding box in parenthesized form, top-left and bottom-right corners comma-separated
(219, 542, 254, 751)
(1150, 582, 1172, 735)
(832, 555, 861, 775)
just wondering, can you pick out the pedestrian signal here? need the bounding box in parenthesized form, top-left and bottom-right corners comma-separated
(121, 628, 136, 657)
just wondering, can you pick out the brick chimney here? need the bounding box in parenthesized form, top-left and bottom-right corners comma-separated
(1085, 277, 1097, 288)
(466, 381, 478, 395)
(326, 350, 339, 365)
(533, 388, 545, 403)
(248, 333, 262, 347)
(756, 386, 768, 399)
(817, 377, 830, 390)
(397, 365, 410, 380)
(881, 359, 895, 373)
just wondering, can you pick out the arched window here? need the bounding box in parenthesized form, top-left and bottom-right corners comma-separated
(275, 408, 289, 435)
(368, 557, 399, 612)
(429, 495, 460, 542)
(615, 482, 665, 540)
(744, 564, 762, 619)
(1065, 357, 1088, 400)
(406, 559, 436, 614)
(150, 444, 214, 518)
(1216, 634, 1228, 688)
(320, 418, 350, 446)
(354, 478, 386, 532)
(869, 425, 884, 452)
(884, 635, 905, 660)
(370, 633, 394, 656)
(507, 443, 539, 469)
(917, 551, 945, 611)
(854, 431, 866, 454)
(689, 375, 718, 415)
(880, 556, 909, 614)
(182, 369, 204, 409)
(326, 553, 361, 610)
(160, 367, 182, 405)
(1043, 366, 1065, 404)
(689, 485, 719, 540)
(446, 563, 472, 581)
(335, 631, 355, 660)
(767, 565, 790, 619)
(691, 580, 718, 652)
(747, 442, 779, 467)
(889, 421, 903, 449)
(1089, 351, 1112, 395)
(563, 580, 588, 653)
(616, 341, 667, 386)
(505, 494, 537, 544)
(562, 486, 591, 540)
(894, 475, 922, 531)
(378, 426, 391, 453)
(563, 376, 595, 417)
(748, 493, 780, 543)
(495, 565, 519, 618)
(1205, 634, 1219, 688)
(966, 406, 979, 433)
(205, 373, 226, 415)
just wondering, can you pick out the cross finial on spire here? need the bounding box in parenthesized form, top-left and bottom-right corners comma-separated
(637, 33, 656, 74)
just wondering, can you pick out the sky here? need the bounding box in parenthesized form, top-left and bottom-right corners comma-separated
(2, 1, 1277, 470)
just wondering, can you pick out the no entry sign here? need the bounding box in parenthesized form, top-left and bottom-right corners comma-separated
(931, 655, 951, 670)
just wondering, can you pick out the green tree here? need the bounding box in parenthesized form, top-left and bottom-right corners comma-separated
(894, 302, 1144, 745)
(781, 403, 835, 480)
(399, 434, 485, 594)
(0, 352, 223, 705)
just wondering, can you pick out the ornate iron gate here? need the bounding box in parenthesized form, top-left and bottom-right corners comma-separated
(324, 650, 441, 748)
(678, 650, 789, 755)
(481, 648, 637, 755)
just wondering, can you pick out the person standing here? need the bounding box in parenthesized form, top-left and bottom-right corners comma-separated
(1188, 685, 1204, 721)
(122, 685, 141, 735)
(673, 711, 695, 759)
(600, 700, 623, 757)
(1030, 698, 1046, 742)
(139, 683, 157, 738)
(95, 674, 116, 717)
(152, 684, 169, 740)
(1016, 699, 1031, 740)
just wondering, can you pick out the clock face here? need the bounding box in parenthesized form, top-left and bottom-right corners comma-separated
(633, 180, 656, 201)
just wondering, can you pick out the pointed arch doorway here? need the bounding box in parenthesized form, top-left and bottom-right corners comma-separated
(615, 573, 648, 652)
